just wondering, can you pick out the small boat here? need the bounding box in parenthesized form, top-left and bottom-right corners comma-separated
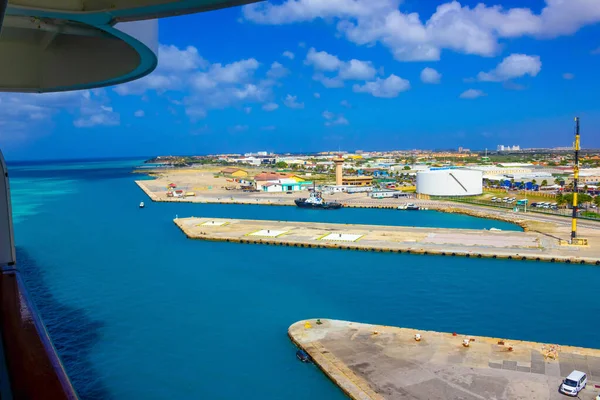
(406, 203, 420, 211)
(296, 349, 311, 363)
(295, 190, 342, 210)
(139, 202, 145, 208)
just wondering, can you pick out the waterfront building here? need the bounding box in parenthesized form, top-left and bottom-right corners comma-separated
(253, 172, 305, 191)
(261, 179, 313, 192)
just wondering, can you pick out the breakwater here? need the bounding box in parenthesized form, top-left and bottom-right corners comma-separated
(174, 217, 600, 265)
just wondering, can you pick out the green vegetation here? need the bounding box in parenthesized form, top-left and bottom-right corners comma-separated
(275, 161, 288, 169)
(581, 211, 600, 219)
(557, 193, 593, 206)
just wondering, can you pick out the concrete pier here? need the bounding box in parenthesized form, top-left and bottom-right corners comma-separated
(174, 217, 600, 264)
(289, 319, 600, 400)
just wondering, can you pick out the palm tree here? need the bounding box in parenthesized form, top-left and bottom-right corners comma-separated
(541, 179, 548, 187)
(554, 178, 562, 186)
(531, 179, 537, 186)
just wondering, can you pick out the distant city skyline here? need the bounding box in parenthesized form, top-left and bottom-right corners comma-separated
(1, 0, 600, 160)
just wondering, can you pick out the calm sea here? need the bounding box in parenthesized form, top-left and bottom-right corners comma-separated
(8, 158, 600, 399)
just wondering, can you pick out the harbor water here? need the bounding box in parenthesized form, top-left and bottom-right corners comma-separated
(9, 159, 600, 399)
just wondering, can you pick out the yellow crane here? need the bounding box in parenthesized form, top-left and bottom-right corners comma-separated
(570, 117, 588, 246)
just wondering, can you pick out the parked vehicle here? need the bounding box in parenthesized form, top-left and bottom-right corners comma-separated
(559, 370, 587, 396)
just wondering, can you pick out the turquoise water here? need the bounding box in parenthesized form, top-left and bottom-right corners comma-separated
(9, 159, 600, 399)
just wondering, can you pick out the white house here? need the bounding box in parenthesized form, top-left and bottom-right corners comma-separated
(261, 178, 312, 192)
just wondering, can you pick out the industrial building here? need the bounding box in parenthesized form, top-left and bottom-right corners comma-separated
(416, 168, 483, 196)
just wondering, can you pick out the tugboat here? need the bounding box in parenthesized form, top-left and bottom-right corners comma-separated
(295, 190, 342, 209)
(139, 201, 145, 208)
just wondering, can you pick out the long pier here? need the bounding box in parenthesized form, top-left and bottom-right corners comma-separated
(289, 319, 600, 400)
(174, 217, 600, 264)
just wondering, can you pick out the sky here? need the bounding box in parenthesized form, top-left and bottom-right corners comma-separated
(1, 0, 600, 160)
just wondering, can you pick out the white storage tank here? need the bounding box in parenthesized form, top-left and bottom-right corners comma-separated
(417, 168, 483, 196)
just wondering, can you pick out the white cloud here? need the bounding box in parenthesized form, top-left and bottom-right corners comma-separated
(73, 90, 120, 127)
(282, 50, 295, 59)
(134, 110, 145, 117)
(353, 74, 410, 98)
(262, 102, 279, 111)
(229, 125, 249, 132)
(592, 47, 600, 55)
(0, 89, 119, 137)
(460, 89, 486, 99)
(244, 107, 252, 114)
(158, 44, 207, 72)
(73, 113, 119, 128)
(305, 47, 342, 71)
(420, 67, 441, 84)
(313, 73, 344, 88)
(322, 110, 348, 126)
(261, 125, 277, 131)
(114, 44, 206, 95)
(563, 72, 575, 80)
(198, 58, 260, 86)
(477, 54, 541, 82)
(326, 116, 349, 126)
(114, 44, 289, 120)
(284, 94, 304, 109)
(338, 59, 377, 80)
(314, 92, 321, 98)
(340, 100, 351, 108)
(266, 61, 289, 79)
(322, 110, 335, 120)
(305, 47, 377, 88)
(243, 0, 600, 61)
(185, 107, 207, 120)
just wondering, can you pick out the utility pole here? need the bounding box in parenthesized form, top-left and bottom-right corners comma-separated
(571, 117, 580, 242)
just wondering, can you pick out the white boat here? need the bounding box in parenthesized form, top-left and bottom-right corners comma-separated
(139, 202, 145, 208)
(398, 203, 420, 211)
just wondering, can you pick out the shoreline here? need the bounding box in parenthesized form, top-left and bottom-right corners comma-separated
(135, 180, 530, 230)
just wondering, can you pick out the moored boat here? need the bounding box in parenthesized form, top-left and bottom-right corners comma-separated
(295, 190, 342, 209)
(296, 349, 311, 363)
(139, 202, 145, 208)
(398, 203, 420, 211)
(406, 203, 420, 210)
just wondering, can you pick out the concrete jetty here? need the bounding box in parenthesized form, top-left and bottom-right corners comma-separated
(174, 217, 600, 264)
(289, 319, 600, 400)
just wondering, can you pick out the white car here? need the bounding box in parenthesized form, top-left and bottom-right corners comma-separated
(560, 370, 587, 396)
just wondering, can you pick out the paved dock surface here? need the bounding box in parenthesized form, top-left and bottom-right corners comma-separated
(175, 217, 600, 264)
(289, 319, 600, 400)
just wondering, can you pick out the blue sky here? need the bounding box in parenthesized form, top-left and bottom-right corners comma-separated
(2, 0, 600, 160)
